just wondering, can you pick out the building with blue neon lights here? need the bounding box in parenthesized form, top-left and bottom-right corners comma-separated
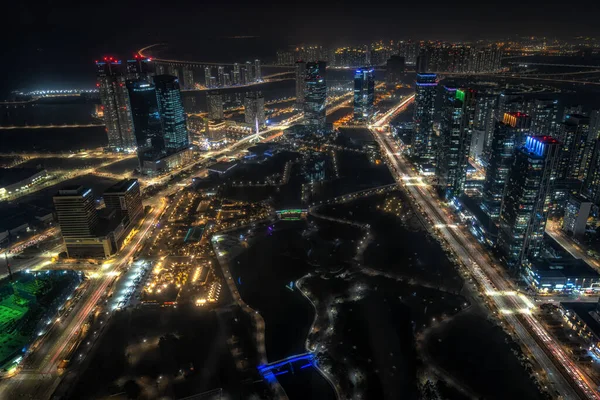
(497, 135, 561, 268)
(353, 69, 375, 123)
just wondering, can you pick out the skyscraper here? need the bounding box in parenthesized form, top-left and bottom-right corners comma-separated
(412, 73, 437, 158)
(295, 60, 306, 109)
(96, 58, 135, 151)
(183, 67, 195, 90)
(353, 68, 375, 123)
(154, 75, 189, 151)
(217, 66, 225, 87)
(245, 61, 253, 83)
(126, 55, 153, 81)
(207, 90, 224, 120)
(555, 114, 591, 181)
(53, 186, 100, 257)
(103, 179, 143, 228)
(167, 65, 180, 81)
(254, 60, 261, 81)
(204, 67, 212, 89)
(529, 99, 558, 136)
(304, 61, 327, 133)
(244, 92, 266, 132)
(126, 79, 165, 172)
(481, 116, 523, 220)
(386, 55, 405, 85)
(436, 88, 476, 199)
(584, 139, 600, 204)
(498, 136, 561, 268)
(233, 63, 241, 85)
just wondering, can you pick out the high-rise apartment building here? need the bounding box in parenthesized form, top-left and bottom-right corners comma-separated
(255, 60, 261, 81)
(126, 56, 153, 81)
(353, 69, 375, 123)
(245, 61, 253, 83)
(154, 75, 189, 151)
(295, 60, 306, 109)
(412, 73, 437, 158)
(233, 63, 241, 85)
(204, 67, 212, 89)
(436, 88, 476, 199)
(183, 67, 195, 90)
(497, 136, 561, 268)
(386, 56, 405, 85)
(584, 139, 600, 204)
(304, 61, 327, 132)
(167, 65, 180, 81)
(244, 92, 266, 132)
(96, 58, 135, 151)
(529, 99, 558, 136)
(207, 90, 224, 120)
(555, 114, 591, 180)
(126, 79, 165, 173)
(103, 179, 143, 228)
(217, 66, 225, 87)
(481, 115, 526, 220)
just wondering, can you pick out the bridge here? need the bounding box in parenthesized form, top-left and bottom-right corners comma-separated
(508, 61, 600, 68)
(309, 183, 398, 209)
(0, 124, 104, 130)
(258, 352, 316, 383)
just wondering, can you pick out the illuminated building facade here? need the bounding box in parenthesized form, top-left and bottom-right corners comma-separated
(204, 67, 212, 88)
(353, 69, 375, 123)
(244, 92, 266, 131)
(126, 55, 153, 81)
(304, 61, 327, 132)
(183, 66, 195, 90)
(96, 58, 135, 151)
(126, 79, 165, 173)
(207, 91, 224, 120)
(584, 139, 600, 205)
(412, 73, 437, 158)
(103, 179, 143, 228)
(497, 136, 561, 268)
(154, 75, 189, 151)
(529, 99, 558, 136)
(555, 114, 591, 181)
(436, 88, 476, 199)
(295, 60, 306, 109)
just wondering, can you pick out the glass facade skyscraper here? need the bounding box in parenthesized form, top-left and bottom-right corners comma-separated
(304, 61, 327, 132)
(126, 79, 165, 173)
(498, 136, 561, 268)
(412, 73, 437, 158)
(353, 68, 375, 123)
(154, 75, 189, 151)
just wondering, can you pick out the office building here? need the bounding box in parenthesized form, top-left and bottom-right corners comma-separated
(436, 88, 476, 199)
(497, 136, 561, 268)
(353, 68, 375, 123)
(386, 56, 405, 85)
(481, 118, 519, 220)
(304, 61, 327, 132)
(126, 56, 153, 81)
(295, 60, 306, 109)
(204, 67, 212, 88)
(244, 92, 266, 131)
(529, 99, 558, 136)
(233, 63, 240, 85)
(53, 186, 111, 258)
(501, 111, 532, 148)
(473, 93, 497, 155)
(207, 90, 224, 120)
(255, 60, 262, 81)
(96, 58, 135, 151)
(183, 67, 195, 90)
(154, 75, 189, 151)
(563, 195, 592, 238)
(126, 79, 165, 173)
(412, 73, 437, 159)
(103, 179, 143, 228)
(556, 114, 591, 181)
(525, 258, 599, 293)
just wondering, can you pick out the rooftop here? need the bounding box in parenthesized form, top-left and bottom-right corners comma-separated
(561, 302, 600, 339)
(0, 168, 44, 188)
(208, 161, 238, 174)
(104, 179, 139, 194)
(530, 258, 600, 279)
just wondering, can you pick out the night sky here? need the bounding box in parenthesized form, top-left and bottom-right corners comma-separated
(3, 0, 600, 95)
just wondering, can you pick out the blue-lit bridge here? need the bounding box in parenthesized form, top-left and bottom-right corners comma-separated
(258, 352, 316, 383)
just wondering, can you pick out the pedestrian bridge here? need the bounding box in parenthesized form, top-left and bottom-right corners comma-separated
(258, 352, 316, 382)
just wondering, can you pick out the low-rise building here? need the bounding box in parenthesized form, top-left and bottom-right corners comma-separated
(563, 195, 592, 238)
(524, 258, 600, 293)
(0, 168, 48, 200)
